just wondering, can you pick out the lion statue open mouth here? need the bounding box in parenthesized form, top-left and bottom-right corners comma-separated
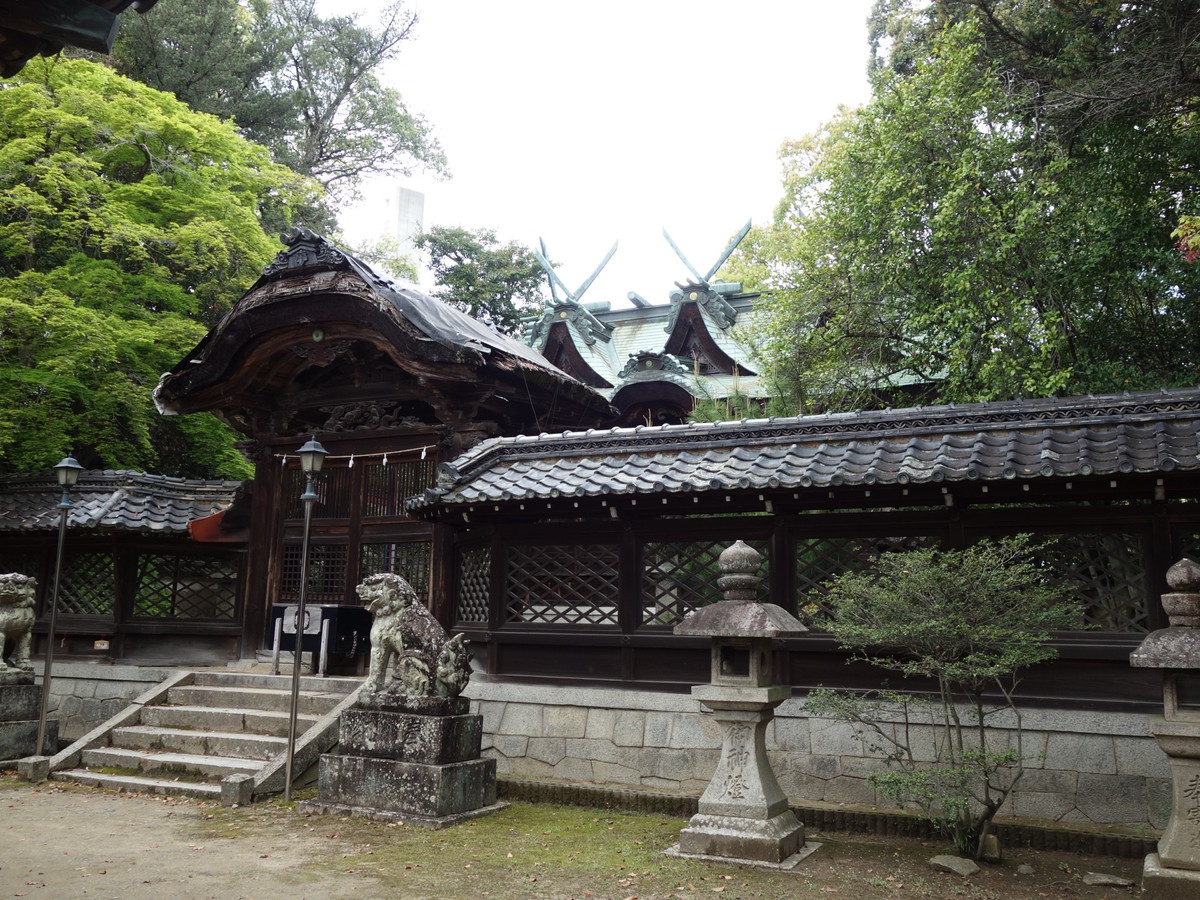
(0, 573, 36, 680)
(356, 572, 471, 701)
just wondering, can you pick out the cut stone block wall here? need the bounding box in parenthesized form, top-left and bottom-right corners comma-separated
(465, 681, 1172, 830)
(32, 661, 171, 743)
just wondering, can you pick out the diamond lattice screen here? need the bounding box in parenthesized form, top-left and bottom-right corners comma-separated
(641, 539, 768, 626)
(505, 544, 619, 625)
(57, 552, 115, 616)
(794, 535, 937, 628)
(280, 543, 349, 604)
(133, 554, 237, 620)
(1040, 533, 1148, 633)
(360, 541, 431, 594)
(456, 547, 490, 624)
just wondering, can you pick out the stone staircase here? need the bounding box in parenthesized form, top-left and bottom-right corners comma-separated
(45, 670, 362, 802)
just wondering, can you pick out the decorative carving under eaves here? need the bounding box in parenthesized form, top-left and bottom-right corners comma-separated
(533, 302, 613, 347)
(666, 286, 738, 332)
(321, 402, 424, 432)
(619, 351, 690, 379)
(289, 339, 353, 367)
(527, 308, 554, 350)
(262, 227, 349, 279)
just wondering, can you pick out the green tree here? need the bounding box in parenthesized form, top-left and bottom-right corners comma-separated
(415, 226, 547, 335)
(110, 0, 285, 132)
(806, 535, 1080, 858)
(114, 0, 447, 223)
(870, 1, 1200, 134)
(0, 56, 317, 477)
(741, 11, 1200, 412)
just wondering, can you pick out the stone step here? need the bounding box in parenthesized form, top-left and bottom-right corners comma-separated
(193, 671, 361, 694)
(51, 769, 222, 800)
(140, 703, 319, 737)
(111, 724, 287, 760)
(81, 746, 266, 779)
(166, 684, 345, 716)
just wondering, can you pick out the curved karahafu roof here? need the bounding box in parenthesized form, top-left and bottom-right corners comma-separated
(154, 229, 614, 438)
(409, 387, 1200, 519)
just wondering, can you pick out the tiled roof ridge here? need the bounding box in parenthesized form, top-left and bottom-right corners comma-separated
(0, 469, 242, 492)
(439, 387, 1200, 486)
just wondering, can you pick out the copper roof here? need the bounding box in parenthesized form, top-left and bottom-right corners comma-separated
(409, 388, 1200, 513)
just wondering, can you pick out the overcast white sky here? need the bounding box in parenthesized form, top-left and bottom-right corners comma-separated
(338, 1, 876, 305)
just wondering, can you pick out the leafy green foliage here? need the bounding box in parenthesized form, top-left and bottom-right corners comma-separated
(742, 9, 1200, 412)
(114, 0, 447, 224)
(806, 535, 1080, 858)
(0, 56, 310, 477)
(110, 0, 284, 131)
(415, 226, 547, 335)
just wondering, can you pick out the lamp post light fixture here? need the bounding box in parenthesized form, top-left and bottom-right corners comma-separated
(35, 455, 83, 758)
(284, 435, 327, 802)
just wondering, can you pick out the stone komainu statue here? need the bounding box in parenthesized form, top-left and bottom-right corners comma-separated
(356, 572, 471, 699)
(0, 573, 36, 675)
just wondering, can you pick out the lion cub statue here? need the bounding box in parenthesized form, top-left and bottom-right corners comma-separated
(357, 572, 471, 701)
(0, 573, 36, 680)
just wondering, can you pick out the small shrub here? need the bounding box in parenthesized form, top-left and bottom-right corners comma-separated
(805, 535, 1080, 859)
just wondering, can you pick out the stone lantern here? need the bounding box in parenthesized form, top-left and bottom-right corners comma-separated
(671, 540, 812, 866)
(1130, 557, 1200, 898)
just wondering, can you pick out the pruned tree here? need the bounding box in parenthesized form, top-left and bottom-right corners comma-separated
(806, 535, 1080, 858)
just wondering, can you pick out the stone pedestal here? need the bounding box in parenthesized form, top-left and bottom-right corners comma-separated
(1130, 558, 1200, 898)
(0, 681, 56, 763)
(1147, 718, 1200, 872)
(308, 696, 500, 828)
(676, 685, 805, 864)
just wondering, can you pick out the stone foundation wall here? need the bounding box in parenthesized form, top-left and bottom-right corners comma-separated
(32, 661, 172, 743)
(465, 681, 1171, 830)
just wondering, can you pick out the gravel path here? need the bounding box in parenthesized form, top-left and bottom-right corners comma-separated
(1, 781, 370, 899)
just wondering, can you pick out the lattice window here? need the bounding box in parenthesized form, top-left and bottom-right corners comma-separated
(456, 546, 490, 624)
(280, 542, 348, 605)
(1039, 533, 1148, 633)
(794, 535, 937, 628)
(56, 552, 115, 616)
(360, 541, 430, 594)
(505, 544, 619, 625)
(363, 460, 436, 518)
(284, 466, 353, 520)
(641, 539, 769, 626)
(133, 554, 238, 620)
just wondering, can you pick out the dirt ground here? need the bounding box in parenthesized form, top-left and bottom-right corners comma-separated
(1, 776, 1147, 900)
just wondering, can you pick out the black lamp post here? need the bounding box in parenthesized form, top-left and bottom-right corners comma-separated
(284, 435, 326, 802)
(36, 455, 83, 757)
